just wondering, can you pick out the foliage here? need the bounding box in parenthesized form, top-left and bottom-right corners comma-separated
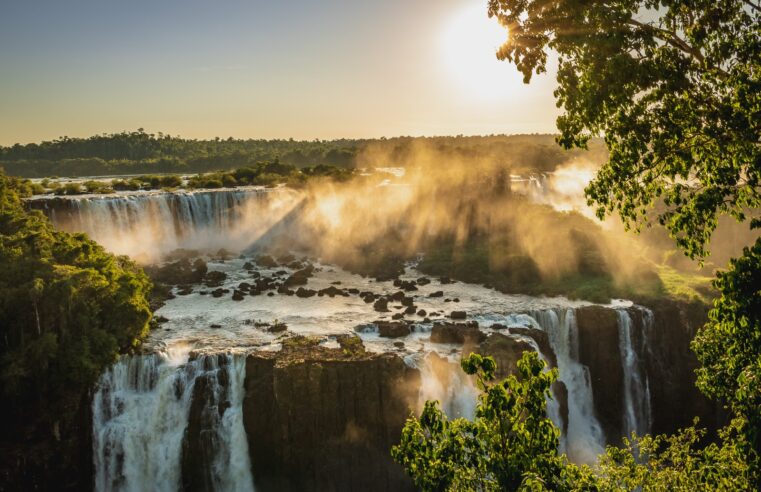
(488, 0, 760, 485)
(692, 237, 761, 465)
(592, 419, 754, 491)
(392, 352, 573, 491)
(0, 130, 604, 178)
(0, 171, 152, 429)
(394, 354, 754, 491)
(488, 0, 760, 260)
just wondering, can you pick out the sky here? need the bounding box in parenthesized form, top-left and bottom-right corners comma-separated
(0, 0, 560, 145)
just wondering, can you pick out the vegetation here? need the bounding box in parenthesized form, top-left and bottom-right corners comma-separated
(394, 353, 753, 490)
(0, 171, 152, 478)
(0, 130, 605, 178)
(396, 0, 759, 488)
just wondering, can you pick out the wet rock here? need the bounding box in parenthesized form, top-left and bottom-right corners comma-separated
(243, 337, 419, 491)
(284, 265, 315, 287)
(177, 286, 193, 296)
(243, 261, 254, 270)
(393, 341, 405, 348)
(404, 306, 417, 315)
(439, 277, 453, 284)
(210, 324, 222, 328)
(231, 290, 245, 301)
(391, 313, 404, 320)
(295, 287, 317, 298)
(401, 297, 414, 307)
(155, 315, 169, 323)
(319, 286, 347, 298)
(373, 298, 389, 312)
(267, 322, 288, 333)
(509, 327, 557, 368)
(575, 306, 623, 443)
(429, 291, 444, 298)
(255, 255, 278, 268)
(204, 271, 227, 288)
(430, 322, 485, 345)
(417, 309, 427, 317)
(491, 323, 507, 330)
(375, 321, 412, 338)
(416, 277, 431, 286)
(473, 333, 534, 380)
(449, 310, 467, 320)
(211, 288, 225, 298)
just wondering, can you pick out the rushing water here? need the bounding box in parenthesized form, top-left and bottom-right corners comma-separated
(49, 188, 658, 484)
(30, 188, 301, 262)
(617, 310, 652, 438)
(92, 350, 253, 492)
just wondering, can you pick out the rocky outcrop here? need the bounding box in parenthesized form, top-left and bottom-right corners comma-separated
(575, 305, 625, 444)
(430, 322, 485, 345)
(631, 300, 725, 437)
(575, 302, 725, 445)
(182, 355, 231, 492)
(242, 336, 419, 491)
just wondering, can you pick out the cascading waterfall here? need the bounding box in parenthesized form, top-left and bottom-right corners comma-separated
(92, 349, 254, 492)
(617, 309, 652, 437)
(30, 188, 300, 261)
(532, 308, 606, 464)
(414, 353, 479, 420)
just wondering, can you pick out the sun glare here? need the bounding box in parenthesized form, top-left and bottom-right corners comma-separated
(440, 3, 524, 100)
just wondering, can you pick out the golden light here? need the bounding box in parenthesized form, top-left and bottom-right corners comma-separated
(440, 3, 524, 100)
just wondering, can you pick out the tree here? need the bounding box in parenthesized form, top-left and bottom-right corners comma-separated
(392, 352, 579, 491)
(488, 0, 760, 477)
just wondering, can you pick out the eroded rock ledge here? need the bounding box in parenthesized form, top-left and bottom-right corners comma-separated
(242, 336, 419, 492)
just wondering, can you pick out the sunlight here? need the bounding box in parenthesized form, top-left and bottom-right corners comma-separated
(440, 3, 524, 100)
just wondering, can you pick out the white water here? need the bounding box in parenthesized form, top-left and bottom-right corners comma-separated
(617, 309, 652, 437)
(533, 308, 606, 464)
(92, 350, 254, 492)
(33, 188, 301, 262)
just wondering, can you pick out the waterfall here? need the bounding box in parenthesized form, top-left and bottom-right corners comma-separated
(92, 350, 254, 492)
(617, 309, 652, 437)
(415, 353, 479, 420)
(532, 308, 606, 464)
(30, 188, 300, 261)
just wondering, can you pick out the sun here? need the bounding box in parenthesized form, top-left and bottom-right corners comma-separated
(440, 3, 523, 100)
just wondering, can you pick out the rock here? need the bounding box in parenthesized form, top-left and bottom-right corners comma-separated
(210, 324, 222, 328)
(491, 323, 507, 330)
(401, 297, 414, 307)
(439, 277, 453, 284)
(373, 298, 389, 312)
(404, 306, 416, 315)
(255, 255, 278, 268)
(211, 288, 225, 298)
(416, 277, 431, 285)
(284, 265, 315, 287)
(509, 327, 557, 368)
(243, 336, 419, 491)
(430, 322, 485, 345)
(267, 322, 288, 333)
(391, 313, 404, 320)
(204, 271, 227, 288)
(429, 291, 444, 298)
(473, 333, 534, 380)
(393, 341, 405, 349)
(376, 321, 411, 338)
(449, 311, 467, 320)
(155, 315, 169, 323)
(231, 290, 245, 301)
(319, 286, 347, 297)
(295, 287, 317, 298)
(575, 306, 624, 443)
(417, 309, 427, 317)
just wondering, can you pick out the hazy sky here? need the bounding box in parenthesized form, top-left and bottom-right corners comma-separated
(0, 0, 560, 144)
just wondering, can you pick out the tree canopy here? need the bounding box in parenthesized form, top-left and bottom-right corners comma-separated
(0, 171, 152, 434)
(488, 0, 760, 259)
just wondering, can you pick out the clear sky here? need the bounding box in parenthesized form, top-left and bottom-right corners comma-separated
(0, 0, 560, 145)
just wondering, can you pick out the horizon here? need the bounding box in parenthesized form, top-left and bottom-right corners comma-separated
(0, 0, 560, 146)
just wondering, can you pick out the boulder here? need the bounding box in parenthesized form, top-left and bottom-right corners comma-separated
(376, 321, 412, 338)
(255, 255, 278, 268)
(449, 311, 467, 320)
(430, 322, 485, 345)
(373, 298, 389, 312)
